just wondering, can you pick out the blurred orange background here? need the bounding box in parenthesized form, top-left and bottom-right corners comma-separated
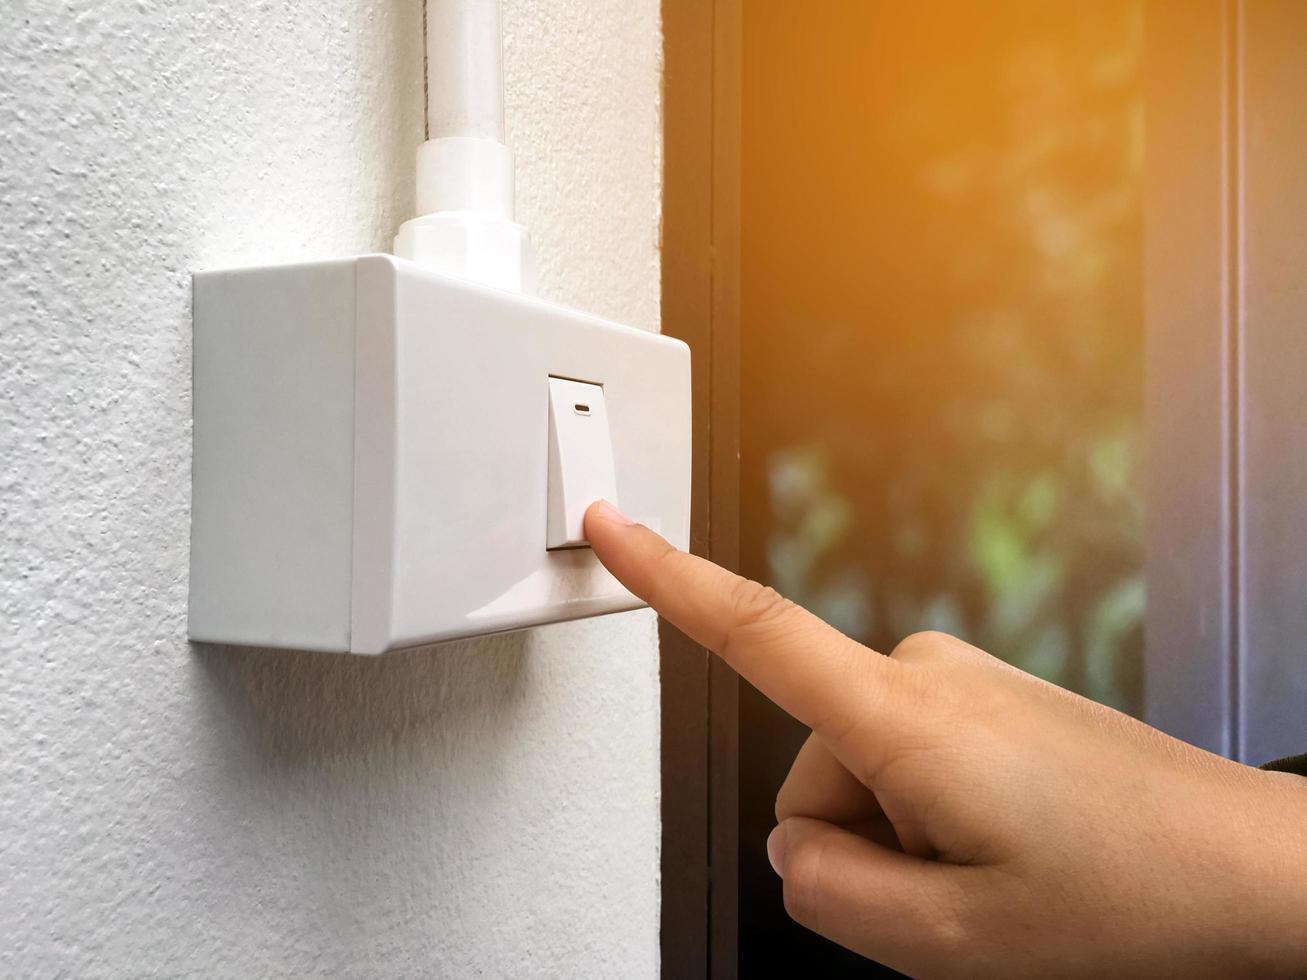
(739, 2, 1145, 971)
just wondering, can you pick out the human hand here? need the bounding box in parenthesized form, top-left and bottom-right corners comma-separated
(584, 501, 1307, 978)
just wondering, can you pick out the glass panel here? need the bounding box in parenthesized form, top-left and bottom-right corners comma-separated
(739, 1, 1144, 972)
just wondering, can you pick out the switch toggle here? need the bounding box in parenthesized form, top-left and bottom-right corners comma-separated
(546, 376, 617, 549)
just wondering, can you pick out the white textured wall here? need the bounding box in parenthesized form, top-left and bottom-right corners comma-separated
(0, 1, 663, 976)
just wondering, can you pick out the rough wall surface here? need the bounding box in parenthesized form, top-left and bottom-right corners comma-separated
(0, 1, 662, 976)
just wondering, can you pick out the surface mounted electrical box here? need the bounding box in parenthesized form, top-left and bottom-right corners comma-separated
(189, 254, 690, 654)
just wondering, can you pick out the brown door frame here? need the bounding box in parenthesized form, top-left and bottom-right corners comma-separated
(1144, 0, 1307, 765)
(660, 0, 742, 977)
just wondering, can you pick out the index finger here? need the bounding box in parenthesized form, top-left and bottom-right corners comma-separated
(584, 500, 906, 750)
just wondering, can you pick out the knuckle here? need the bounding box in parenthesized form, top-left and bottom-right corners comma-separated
(923, 903, 974, 967)
(729, 577, 789, 628)
(641, 540, 687, 606)
(780, 835, 830, 929)
(646, 536, 681, 576)
(720, 578, 792, 655)
(889, 630, 950, 663)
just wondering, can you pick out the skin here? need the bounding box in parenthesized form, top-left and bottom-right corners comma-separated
(583, 500, 1307, 978)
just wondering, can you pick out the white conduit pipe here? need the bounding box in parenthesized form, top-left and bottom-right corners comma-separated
(395, 0, 537, 293)
(426, 0, 505, 142)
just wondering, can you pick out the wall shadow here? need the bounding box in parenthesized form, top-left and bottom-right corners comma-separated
(191, 633, 531, 766)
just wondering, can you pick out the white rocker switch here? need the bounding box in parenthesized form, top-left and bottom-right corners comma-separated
(546, 376, 617, 550)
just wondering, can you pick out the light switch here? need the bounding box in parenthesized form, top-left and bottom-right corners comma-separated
(546, 376, 617, 549)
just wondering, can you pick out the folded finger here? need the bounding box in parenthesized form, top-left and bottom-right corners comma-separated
(776, 732, 882, 826)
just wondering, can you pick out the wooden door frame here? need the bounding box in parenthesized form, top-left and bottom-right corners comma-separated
(1144, 0, 1307, 764)
(660, 0, 742, 977)
(1143, 0, 1240, 757)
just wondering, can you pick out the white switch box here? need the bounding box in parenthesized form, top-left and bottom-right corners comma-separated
(189, 255, 690, 654)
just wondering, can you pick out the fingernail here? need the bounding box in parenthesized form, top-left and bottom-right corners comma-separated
(766, 823, 788, 878)
(588, 499, 635, 526)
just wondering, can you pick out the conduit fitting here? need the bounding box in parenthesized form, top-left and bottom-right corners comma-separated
(395, 136, 536, 294)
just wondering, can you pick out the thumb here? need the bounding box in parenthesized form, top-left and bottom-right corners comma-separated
(770, 816, 972, 973)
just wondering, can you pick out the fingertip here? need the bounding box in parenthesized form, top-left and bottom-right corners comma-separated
(585, 499, 635, 530)
(584, 500, 629, 556)
(582, 499, 680, 609)
(584, 500, 640, 558)
(584, 499, 642, 564)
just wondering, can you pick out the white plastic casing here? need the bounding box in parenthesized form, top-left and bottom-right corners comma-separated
(189, 255, 691, 654)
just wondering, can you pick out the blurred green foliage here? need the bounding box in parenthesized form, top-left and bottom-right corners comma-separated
(750, 2, 1144, 713)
